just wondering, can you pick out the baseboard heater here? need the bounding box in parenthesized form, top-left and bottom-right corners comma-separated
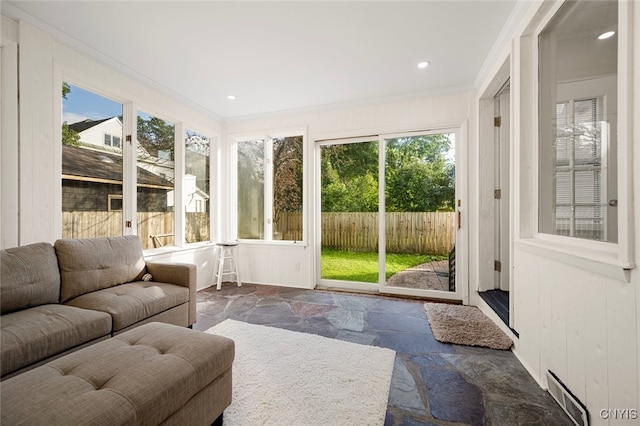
(547, 370, 589, 426)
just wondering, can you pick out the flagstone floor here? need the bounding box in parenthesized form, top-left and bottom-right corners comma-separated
(195, 283, 572, 426)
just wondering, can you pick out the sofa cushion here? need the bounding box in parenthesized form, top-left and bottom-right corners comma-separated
(1, 322, 235, 425)
(64, 281, 189, 332)
(1, 304, 112, 377)
(55, 235, 146, 303)
(0, 242, 60, 314)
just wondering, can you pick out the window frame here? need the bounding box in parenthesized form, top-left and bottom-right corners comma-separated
(183, 129, 215, 246)
(58, 79, 219, 252)
(516, 0, 635, 281)
(552, 96, 608, 241)
(231, 127, 307, 245)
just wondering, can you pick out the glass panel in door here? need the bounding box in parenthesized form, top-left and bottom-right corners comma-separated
(382, 133, 456, 295)
(320, 140, 379, 286)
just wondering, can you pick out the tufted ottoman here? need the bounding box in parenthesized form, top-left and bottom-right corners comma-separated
(1, 322, 234, 426)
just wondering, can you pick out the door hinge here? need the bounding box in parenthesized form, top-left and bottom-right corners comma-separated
(494, 116, 501, 127)
(494, 188, 502, 199)
(126, 135, 132, 143)
(494, 260, 502, 272)
(126, 220, 132, 228)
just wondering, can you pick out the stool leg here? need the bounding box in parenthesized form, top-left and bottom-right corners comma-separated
(234, 245, 242, 287)
(216, 246, 225, 290)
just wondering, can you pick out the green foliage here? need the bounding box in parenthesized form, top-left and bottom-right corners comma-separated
(321, 141, 379, 212)
(61, 83, 80, 146)
(321, 248, 446, 282)
(321, 134, 455, 213)
(62, 122, 80, 146)
(137, 116, 175, 160)
(62, 82, 71, 100)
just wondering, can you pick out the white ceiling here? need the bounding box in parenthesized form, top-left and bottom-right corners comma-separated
(4, 1, 519, 120)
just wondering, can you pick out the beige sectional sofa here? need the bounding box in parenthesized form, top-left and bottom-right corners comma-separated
(0, 235, 197, 379)
(2, 322, 234, 426)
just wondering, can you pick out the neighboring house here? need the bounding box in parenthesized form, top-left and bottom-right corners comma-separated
(67, 117, 208, 213)
(69, 117, 123, 150)
(62, 145, 173, 212)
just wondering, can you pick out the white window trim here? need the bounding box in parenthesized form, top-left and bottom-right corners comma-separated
(516, 0, 635, 282)
(58, 79, 219, 253)
(230, 127, 307, 245)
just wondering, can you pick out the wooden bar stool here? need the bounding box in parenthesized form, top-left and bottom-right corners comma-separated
(214, 242, 242, 290)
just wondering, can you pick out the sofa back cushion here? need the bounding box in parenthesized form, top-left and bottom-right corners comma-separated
(55, 235, 146, 303)
(1, 243, 61, 314)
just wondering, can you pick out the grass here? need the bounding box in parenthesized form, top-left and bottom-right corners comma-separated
(321, 248, 446, 283)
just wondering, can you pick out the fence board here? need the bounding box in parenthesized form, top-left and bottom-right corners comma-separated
(63, 211, 454, 254)
(62, 211, 209, 249)
(279, 211, 455, 255)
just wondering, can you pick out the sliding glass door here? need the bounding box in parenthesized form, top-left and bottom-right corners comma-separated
(319, 139, 380, 290)
(318, 130, 462, 300)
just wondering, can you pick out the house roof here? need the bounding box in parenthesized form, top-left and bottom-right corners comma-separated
(62, 145, 173, 189)
(68, 117, 114, 133)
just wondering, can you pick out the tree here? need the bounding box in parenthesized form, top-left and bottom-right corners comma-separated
(273, 136, 303, 231)
(385, 135, 455, 212)
(61, 82, 80, 146)
(321, 141, 379, 212)
(62, 122, 81, 146)
(137, 116, 175, 159)
(320, 134, 455, 213)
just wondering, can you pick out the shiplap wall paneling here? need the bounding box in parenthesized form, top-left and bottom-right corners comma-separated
(1, 16, 19, 248)
(19, 22, 56, 245)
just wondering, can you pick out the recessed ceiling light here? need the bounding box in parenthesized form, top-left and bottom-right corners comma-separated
(227, 95, 236, 100)
(417, 61, 430, 69)
(598, 31, 615, 40)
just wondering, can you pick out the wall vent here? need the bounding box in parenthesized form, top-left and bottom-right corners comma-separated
(546, 370, 589, 426)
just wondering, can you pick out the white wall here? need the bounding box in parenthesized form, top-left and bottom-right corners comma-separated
(226, 91, 475, 289)
(475, 1, 640, 424)
(1, 19, 223, 293)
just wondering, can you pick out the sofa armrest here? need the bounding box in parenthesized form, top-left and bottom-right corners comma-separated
(145, 262, 197, 326)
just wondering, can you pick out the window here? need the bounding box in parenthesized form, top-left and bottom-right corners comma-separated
(553, 97, 608, 241)
(185, 130, 211, 243)
(108, 195, 123, 211)
(236, 132, 304, 242)
(61, 83, 124, 239)
(538, 0, 618, 243)
(104, 133, 121, 148)
(136, 112, 175, 249)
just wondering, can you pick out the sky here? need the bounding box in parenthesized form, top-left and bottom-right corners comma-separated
(62, 83, 122, 124)
(63, 82, 454, 161)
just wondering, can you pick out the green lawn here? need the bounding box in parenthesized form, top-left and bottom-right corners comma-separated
(321, 248, 446, 283)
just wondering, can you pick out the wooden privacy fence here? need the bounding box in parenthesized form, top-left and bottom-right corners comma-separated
(62, 211, 209, 250)
(63, 211, 454, 254)
(281, 211, 455, 255)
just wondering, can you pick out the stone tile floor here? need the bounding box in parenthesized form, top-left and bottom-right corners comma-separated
(195, 284, 572, 426)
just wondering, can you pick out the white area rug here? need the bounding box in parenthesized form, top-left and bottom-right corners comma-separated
(206, 320, 396, 426)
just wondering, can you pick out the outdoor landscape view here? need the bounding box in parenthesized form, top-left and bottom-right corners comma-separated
(61, 82, 456, 290)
